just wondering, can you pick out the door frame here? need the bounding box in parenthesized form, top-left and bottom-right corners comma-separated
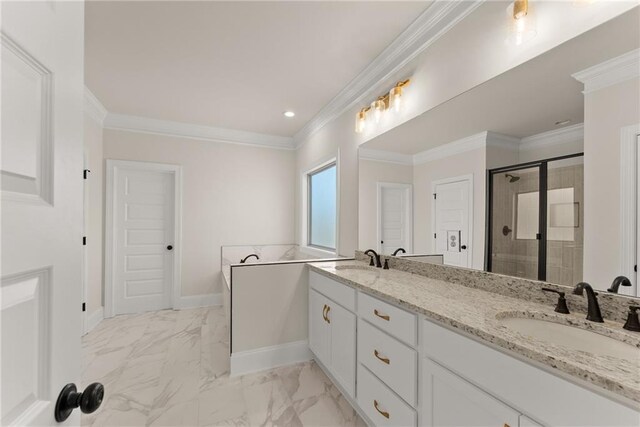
(105, 159, 183, 318)
(431, 174, 474, 267)
(376, 182, 413, 254)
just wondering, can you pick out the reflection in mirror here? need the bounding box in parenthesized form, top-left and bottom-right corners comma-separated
(357, 7, 639, 298)
(487, 155, 584, 286)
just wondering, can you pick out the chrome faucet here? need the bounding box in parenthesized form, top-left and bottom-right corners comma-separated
(364, 249, 382, 268)
(240, 254, 259, 263)
(392, 248, 406, 256)
(607, 276, 631, 294)
(572, 282, 604, 323)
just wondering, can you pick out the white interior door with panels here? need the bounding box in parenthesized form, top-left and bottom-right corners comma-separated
(106, 160, 182, 316)
(377, 183, 413, 255)
(432, 175, 473, 268)
(1, 1, 87, 425)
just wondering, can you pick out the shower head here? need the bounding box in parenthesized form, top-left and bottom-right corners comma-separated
(505, 173, 520, 183)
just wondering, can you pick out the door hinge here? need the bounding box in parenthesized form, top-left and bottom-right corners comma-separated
(83, 236, 87, 245)
(434, 233, 437, 239)
(82, 302, 86, 312)
(433, 193, 437, 200)
(635, 265, 638, 273)
(83, 169, 91, 180)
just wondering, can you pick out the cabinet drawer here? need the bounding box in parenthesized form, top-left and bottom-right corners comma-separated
(309, 271, 356, 311)
(357, 364, 417, 427)
(358, 291, 416, 346)
(358, 319, 417, 406)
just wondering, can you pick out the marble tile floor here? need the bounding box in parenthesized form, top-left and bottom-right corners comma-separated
(82, 307, 365, 427)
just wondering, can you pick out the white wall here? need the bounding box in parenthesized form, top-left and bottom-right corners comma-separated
(413, 148, 487, 270)
(84, 114, 104, 317)
(295, 110, 360, 256)
(583, 77, 640, 290)
(104, 129, 296, 297)
(358, 159, 413, 251)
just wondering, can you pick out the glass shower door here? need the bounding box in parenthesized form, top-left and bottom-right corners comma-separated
(489, 166, 541, 280)
(545, 156, 584, 286)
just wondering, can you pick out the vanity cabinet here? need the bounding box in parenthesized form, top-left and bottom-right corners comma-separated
(309, 276, 356, 397)
(308, 270, 640, 427)
(422, 358, 521, 427)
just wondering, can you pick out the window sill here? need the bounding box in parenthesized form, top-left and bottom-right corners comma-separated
(300, 245, 337, 258)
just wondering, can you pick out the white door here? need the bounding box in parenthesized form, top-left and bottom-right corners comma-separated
(327, 302, 356, 398)
(1, 2, 86, 425)
(309, 289, 330, 367)
(422, 358, 520, 427)
(379, 183, 412, 255)
(433, 177, 472, 268)
(107, 161, 180, 316)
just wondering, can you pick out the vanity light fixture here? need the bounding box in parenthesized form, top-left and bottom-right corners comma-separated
(371, 96, 387, 124)
(507, 0, 536, 46)
(354, 79, 410, 134)
(389, 79, 410, 113)
(283, 111, 295, 118)
(355, 107, 370, 134)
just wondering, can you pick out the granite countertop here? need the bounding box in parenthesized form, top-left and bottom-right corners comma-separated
(307, 260, 640, 406)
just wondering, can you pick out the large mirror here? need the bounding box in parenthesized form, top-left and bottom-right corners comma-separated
(358, 8, 639, 296)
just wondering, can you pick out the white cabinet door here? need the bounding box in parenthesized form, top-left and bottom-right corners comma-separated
(309, 289, 330, 367)
(421, 358, 520, 427)
(327, 301, 356, 397)
(1, 2, 85, 425)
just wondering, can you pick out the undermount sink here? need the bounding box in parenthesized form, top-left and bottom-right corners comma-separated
(499, 316, 640, 360)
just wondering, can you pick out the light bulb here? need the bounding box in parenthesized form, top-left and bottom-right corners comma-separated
(355, 108, 368, 134)
(371, 97, 386, 124)
(506, 0, 536, 46)
(389, 86, 403, 113)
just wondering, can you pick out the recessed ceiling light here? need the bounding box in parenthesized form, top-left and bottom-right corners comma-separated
(283, 111, 295, 118)
(555, 119, 571, 126)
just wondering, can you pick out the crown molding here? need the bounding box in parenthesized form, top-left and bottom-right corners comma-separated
(103, 113, 295, 150)
(486, 132, 521, 151)
(572, 48, 640, 94)
(84, 86, 108, 125)
(359, 148, 413, 166)
(519, 123, 583, 152)
(413, 132, 488, 165)
(293, 0, 485, 149)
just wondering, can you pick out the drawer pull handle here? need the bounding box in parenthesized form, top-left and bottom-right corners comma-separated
(322, 305, 327, 322)
(325, 305, 330, 324)
(374, 349, 390, 364)
(504, 424, 510, 427)
(373, 400, 389, 419)
(374, 309, 390, 321)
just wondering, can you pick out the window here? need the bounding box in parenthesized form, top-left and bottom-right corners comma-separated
(308, 163, 336, 250)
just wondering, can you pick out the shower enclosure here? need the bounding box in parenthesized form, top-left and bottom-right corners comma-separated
(486, 154, 584, 286)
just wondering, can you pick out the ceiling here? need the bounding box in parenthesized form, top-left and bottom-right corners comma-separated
(362, 7, 640, 155)
(85, 1, 431, 137)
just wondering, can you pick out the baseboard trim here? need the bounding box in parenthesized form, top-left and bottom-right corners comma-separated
(175, 293, 222, 309)
(230, 340, 312, 376)
(86, 307, 104, 334)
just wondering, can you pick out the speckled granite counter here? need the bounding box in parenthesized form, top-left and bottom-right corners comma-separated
(307, 260, 640, 405)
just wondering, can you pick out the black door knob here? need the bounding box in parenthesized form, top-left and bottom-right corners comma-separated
(55, 383, 104, 422)
(167, 245, 173, 250)
(461, 245, 467, 250)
